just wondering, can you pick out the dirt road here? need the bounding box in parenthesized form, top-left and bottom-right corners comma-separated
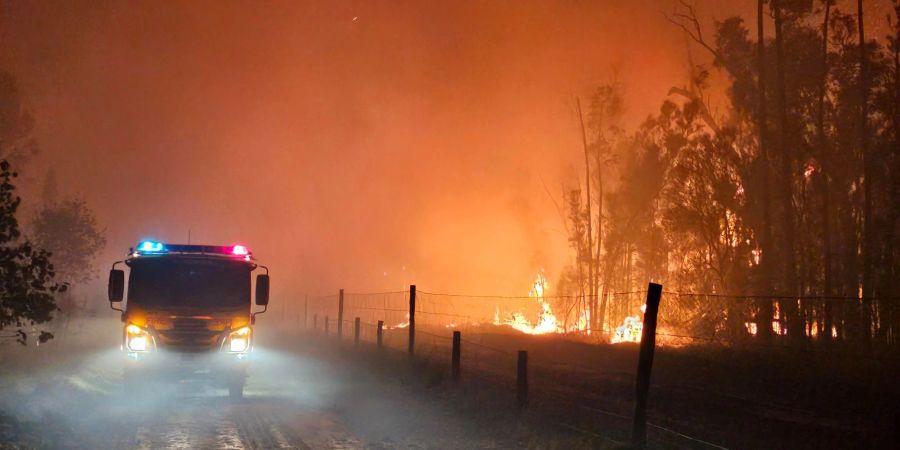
(0, 327, 367, 449)
(111, 395, 360, 449)
(0, 322, 530, 450)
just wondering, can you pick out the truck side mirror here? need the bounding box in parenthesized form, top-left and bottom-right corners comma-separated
(108, 269, 124, 302)
(255, 274, 270, 306)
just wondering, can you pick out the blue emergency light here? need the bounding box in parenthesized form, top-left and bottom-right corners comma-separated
(137, 240, 165, 252)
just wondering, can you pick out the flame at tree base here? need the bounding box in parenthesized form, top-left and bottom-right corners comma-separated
(610, 304, 646, 344)
(610, 316, 642, 343)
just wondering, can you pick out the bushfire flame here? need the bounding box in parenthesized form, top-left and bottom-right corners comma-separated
(391, 313, 410, 329)
(494, 271, 561, 335)
(610, 304, 646, 344)
(394, 270, 645, 340)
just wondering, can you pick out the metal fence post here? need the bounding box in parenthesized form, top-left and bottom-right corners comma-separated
(452, 331, 461, 383)
(408, 285, 416, 360)
(377, 320, 384, 349)
(517, 350, 528, 409)
(632, 282, 663, 449)
(337, 289, 344, 338)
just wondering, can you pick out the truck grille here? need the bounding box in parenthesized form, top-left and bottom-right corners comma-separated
(157, 318, 219, 351)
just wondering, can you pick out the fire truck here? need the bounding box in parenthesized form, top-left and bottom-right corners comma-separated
(107, 240, 270, 399)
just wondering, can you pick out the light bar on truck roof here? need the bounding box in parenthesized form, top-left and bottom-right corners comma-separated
(133, 240, 253, 259)
(137, 240, 165, 253)
(138, 241, 166, 253)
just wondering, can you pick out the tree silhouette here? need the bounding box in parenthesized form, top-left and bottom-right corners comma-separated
(31, 197, 106, 286)
(565, 3, 900, 347)
(0, 160, 64, 345)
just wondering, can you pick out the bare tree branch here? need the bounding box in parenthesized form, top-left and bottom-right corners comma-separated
(663, 0, 720, 59)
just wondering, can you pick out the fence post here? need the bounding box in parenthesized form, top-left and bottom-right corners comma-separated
(408, 285, 416, 360)
(377, 320, 384, 349)
(451, 331, 461, 383)
(517, 350, 528, 409)
(303, 294, 308, 329)
(337, 289, 344, 339)
(631, 282, 663, 449)
(313, 313, 318, 330)
(325, 316, 329, 335)
(354, 317, 360, 345)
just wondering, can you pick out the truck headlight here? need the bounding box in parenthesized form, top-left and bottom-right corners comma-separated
(125, 324, 152, 352)
(227, 326, 251, 353)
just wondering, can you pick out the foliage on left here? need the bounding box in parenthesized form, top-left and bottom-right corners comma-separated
(0, 160, 65, 345)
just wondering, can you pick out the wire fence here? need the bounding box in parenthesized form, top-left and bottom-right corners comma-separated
(298, 286, 897, 449)
(305, 288, 898, 351)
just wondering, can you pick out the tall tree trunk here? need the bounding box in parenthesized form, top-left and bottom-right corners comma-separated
(756, 0, 776, 344)
(756, 0, 777, 342)
(773, 0, 803, 341)
(818, 0, 834, 343)
(886, 24, 900, 346)
(893, 38, 900, 346)
(577, 98, 596, 333)
(858, 0, 874, 348)
(595, 158, 604, 333)
(599, 280, 609, 335)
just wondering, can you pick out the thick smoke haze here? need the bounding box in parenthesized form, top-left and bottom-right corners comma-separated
(0, 0, 754, 299)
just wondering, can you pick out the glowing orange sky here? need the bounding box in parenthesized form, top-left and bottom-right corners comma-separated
(8, 0, 876, 300)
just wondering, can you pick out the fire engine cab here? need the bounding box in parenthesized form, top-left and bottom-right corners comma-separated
(107, 240, 270, 399)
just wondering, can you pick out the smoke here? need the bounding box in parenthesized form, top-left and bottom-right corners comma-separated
(0, 318, 344, 447)
(0, 0, 756, 301)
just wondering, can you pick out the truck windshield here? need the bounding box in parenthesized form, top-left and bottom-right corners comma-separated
(127, 258, 251, 309)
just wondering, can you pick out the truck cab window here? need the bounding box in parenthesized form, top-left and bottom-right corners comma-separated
(127, 259, 251, 309)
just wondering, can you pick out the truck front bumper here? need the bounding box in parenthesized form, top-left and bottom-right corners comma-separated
(123, 349, 250, 384)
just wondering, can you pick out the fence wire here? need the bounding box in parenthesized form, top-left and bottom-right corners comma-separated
(297, 286, 896, 449)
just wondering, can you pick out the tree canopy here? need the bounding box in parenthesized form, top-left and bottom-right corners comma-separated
(0, 160, 64, 345)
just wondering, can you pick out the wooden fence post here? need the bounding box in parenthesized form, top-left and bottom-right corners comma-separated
(354, 317, 360, 345)
(337, 289, 344, 338)
(631, 282, 663, 449)
(517, 350, 528, 409)
(313, 313, 318, 330)
(377, 320, 384, 349)
(325, 316, 329, 335)
(452, 331, 461, 383)
(408, 285, 416, 360)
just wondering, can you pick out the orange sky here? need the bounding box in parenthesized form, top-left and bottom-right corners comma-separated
(2, 0, 845, 300)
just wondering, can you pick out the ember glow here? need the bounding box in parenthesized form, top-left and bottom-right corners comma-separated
(494, 271, 560, 335)
(492, 271, 595, 335)
(610, 304, 646, 344)
(391, 313, 410, 329)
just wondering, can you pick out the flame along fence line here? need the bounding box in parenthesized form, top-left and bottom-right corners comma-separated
(303, 289, 897, 375)
(303, 286, 740, 449)
(307, 288, 897, 352)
